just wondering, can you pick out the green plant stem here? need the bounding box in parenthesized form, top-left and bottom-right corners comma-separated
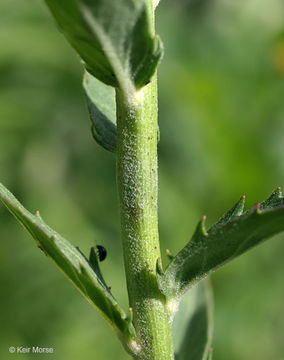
(115, 2, 173, 358)
(116, 78, 173, 359)
(116, 78, 173, 360)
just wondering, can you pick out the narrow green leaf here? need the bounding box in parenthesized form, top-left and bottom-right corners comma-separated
(83, 72, 117, 152)
(0, 183, 136, 345)
(45, 0, 163, 91)
(173, 280, 213, 360)
(160, 189, 284, 298)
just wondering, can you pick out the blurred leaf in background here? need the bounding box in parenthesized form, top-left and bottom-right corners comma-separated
(0, 0, 284, 359)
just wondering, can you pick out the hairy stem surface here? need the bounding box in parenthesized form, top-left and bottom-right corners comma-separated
(116, 2, 173, 359)
(116, 76, 173, 359)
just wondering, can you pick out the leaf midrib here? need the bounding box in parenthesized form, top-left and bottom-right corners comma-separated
(80, 2, 137, 96)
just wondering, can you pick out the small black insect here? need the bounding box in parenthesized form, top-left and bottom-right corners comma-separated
(96, 245, 107, 262)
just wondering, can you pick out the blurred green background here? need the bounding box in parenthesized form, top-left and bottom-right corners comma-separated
(0, 0, 284, 359)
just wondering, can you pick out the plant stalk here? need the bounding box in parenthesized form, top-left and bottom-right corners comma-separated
(116, 2, 173, 358)
(116, 75, 173, 359)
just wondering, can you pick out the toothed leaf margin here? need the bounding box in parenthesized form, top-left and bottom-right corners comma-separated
(159, 189, 284, 299)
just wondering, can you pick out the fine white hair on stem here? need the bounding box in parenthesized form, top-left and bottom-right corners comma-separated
(154, 0, 161, 8)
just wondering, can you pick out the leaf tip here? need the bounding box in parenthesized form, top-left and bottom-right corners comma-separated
(192, 215, 208, 240)
(88, 246, 101, 272)
(271, 186, 282, 198)
(165, 248, 174, 260)
(35, 210, 43, 221)
(51, 234, 57, 241)
(89, 246, 97, 261)
(260, 187, 283, 210)
(127, 307, 133, 324)
(156, 257, 164, 275)
(200, 215, 208, 236)
(237, 195, 246, 213)
(78, 260, 87, 275)
(237, 195, 246, 211)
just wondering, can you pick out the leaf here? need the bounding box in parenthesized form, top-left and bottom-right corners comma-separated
(83, 71, 117, 152)
(173, 279, 213, 360)
(0, 183, 136, 346)
(83, 71, 160, 152)
(154, 0, 161, 8)
(159, 188, 284, 298)
(45, 0, 163, 91)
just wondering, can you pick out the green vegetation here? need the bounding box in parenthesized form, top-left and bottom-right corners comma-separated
(0, 1, 284, 359)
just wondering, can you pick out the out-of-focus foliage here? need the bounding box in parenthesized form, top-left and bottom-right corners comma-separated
(173, 280, 213, 360)
(0, 0, 283, 359)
